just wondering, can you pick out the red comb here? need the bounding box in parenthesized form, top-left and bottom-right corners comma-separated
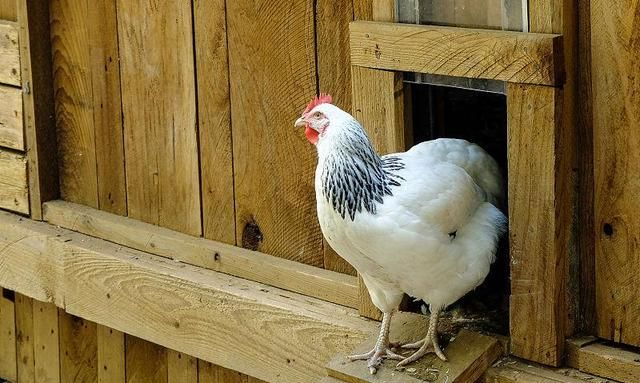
(303, 93, 333, 114)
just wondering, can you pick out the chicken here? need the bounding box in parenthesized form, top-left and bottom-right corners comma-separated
(295, 94, 507, 373)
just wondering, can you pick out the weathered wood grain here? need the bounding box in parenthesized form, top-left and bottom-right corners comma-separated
(350, 21, 563, 86)
(193, 0, 235, 245)
(482, 358, 613, 383)
(15, 293, 34, 383)
(507, 84, 568, 366)
(32, 300, 59, 383)
(316, 0, 357, 276)
(59, 310, 98, 383)
(0, 289, 17, 382)
(97, 325, 125, 383)
(0, 210, 376, 383)
(0, 0, 16, 21)
(18, 0, 58, 220)
(168, 350, 197, 383)
(0, 150, 28, 214)
(126, 336, 167, 383)
(117, 0, 201, 236)
(227, 0, 323, 266)
(0, 85, 23, 150)
(0, 21, 19, 86)
(89, 0, 126, 216)
(43, 200, 359, 308)
(566, 337, 640, 383)
(328, 313, 503, 383)
(592, 0, 640, 347)
(198, 361, 249, 383)
(50, 0, 98, 208)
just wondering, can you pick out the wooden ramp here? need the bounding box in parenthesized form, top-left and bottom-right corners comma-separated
(325, 313, 503, 383)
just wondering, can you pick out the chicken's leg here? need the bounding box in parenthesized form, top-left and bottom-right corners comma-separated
(348, 311, 403, 374)
(397, 308, 447, 367)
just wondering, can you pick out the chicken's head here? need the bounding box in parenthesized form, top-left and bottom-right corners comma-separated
(294, 93, 334, 145)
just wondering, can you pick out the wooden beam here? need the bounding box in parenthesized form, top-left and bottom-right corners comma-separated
(327, 313, 503, 383)
(482, 358, 613, 383)
(566, 337, 640, 383)
(17, 0, 58, 220)
(42, 200, 358, 309)
(0, 21, 20, 86)
(0, 209, 376, 383)
(507, 83, 569, 366)
(0, 85, 23, 150)
(0, 149, 28, 214)
(349, 21, 564, 86)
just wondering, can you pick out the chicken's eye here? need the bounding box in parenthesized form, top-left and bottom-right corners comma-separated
(314, 112, 322, 118)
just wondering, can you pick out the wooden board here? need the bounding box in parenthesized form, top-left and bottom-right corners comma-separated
(97, 325, 125, 383)
(507, 84, 568, 366)
(483, 358, 614, 383)
(59, 310, 98, 383)
(0, 0, 16, 21)
(0, 289, 17, 382)
(14, 293, 34, 383)
(50, 0, 98, 208)
(198, 361, 248, 383)
(327, 313, 503, 383)
(350, 21, 563, 86)
(117, 0, 201, 236)
(0, 210, 376, 383)
(0, 85, 23, 150)
(193, 0, 235, 245)
(167, 350, 196, 383)
(125, 336, 167, 383)
(43, 200, 359, 308)
(32, 300, 59, 383)
(226, 0, 323, 266)
(566, 337, 640, 383)
(18, 0, 58, 220)
(0, 150, 28, 214)
(316, 0, 357, 276)
(591, 0, 640, 347)
(0, 21, 19, 86)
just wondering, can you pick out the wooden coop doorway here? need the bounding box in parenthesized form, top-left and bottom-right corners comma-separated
(349, 17, 570, 367)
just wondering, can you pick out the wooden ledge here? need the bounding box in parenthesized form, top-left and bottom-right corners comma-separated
(42, 200, 359, 308)
(0, 210, 376, 382)
(350, 21, 564, 86)
(327, 312, 503, 383)
(566, 337, 640, 383)
(483, 357, 617, 383)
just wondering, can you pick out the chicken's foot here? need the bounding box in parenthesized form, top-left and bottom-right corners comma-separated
(397, 308, 447, 367)
(348, 311, 403, 374)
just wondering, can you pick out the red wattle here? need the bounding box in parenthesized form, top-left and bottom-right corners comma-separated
(305, 127, 319, 144)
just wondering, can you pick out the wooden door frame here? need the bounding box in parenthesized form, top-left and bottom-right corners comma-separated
(349, 20, 573, 366)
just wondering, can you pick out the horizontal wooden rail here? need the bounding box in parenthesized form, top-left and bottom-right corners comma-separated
(0, 210, 376, 383)
(566, 337, 640, 383)
(43, 200, 359, 308)
(349, 21, 563, 86)
(0, 21, 20, 86)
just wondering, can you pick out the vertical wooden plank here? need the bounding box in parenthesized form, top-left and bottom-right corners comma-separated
(15, 294, 34, 383)
(90, 0, 126, 216)
(193, 0, 235, 244)
(227, 0, 322, 265)
(97, 325, 125, 383)
(117, 0, 201, 236)
(507, 83, 568, 366)
(592, 0, 640, 347)
(125, 336, 167, 383)
(59, 310, 98, 383)
(576, 0, 595, 336)
(0, 0, 17, 21)
(352, 0, 373, 21)
(32, 300, 60, 383)
(50, 0, 98, 208)
(317, 0, 357, 276)
(0, 289, 17, 382)
(18, 0, 58, 220)
(198, 360, 261, 383)
(167, 350, 196, 383)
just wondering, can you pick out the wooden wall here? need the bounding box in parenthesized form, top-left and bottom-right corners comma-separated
(50, 0, 357, 275)
(0, 288, 265, 383)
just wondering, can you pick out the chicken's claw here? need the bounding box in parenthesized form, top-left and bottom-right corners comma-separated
(348, 347, 404, 374)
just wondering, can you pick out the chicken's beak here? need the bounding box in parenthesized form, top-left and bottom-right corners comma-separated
(294, 116, 306, 128)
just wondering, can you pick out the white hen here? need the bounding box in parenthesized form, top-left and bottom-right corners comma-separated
(295, 95, 507, 373)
